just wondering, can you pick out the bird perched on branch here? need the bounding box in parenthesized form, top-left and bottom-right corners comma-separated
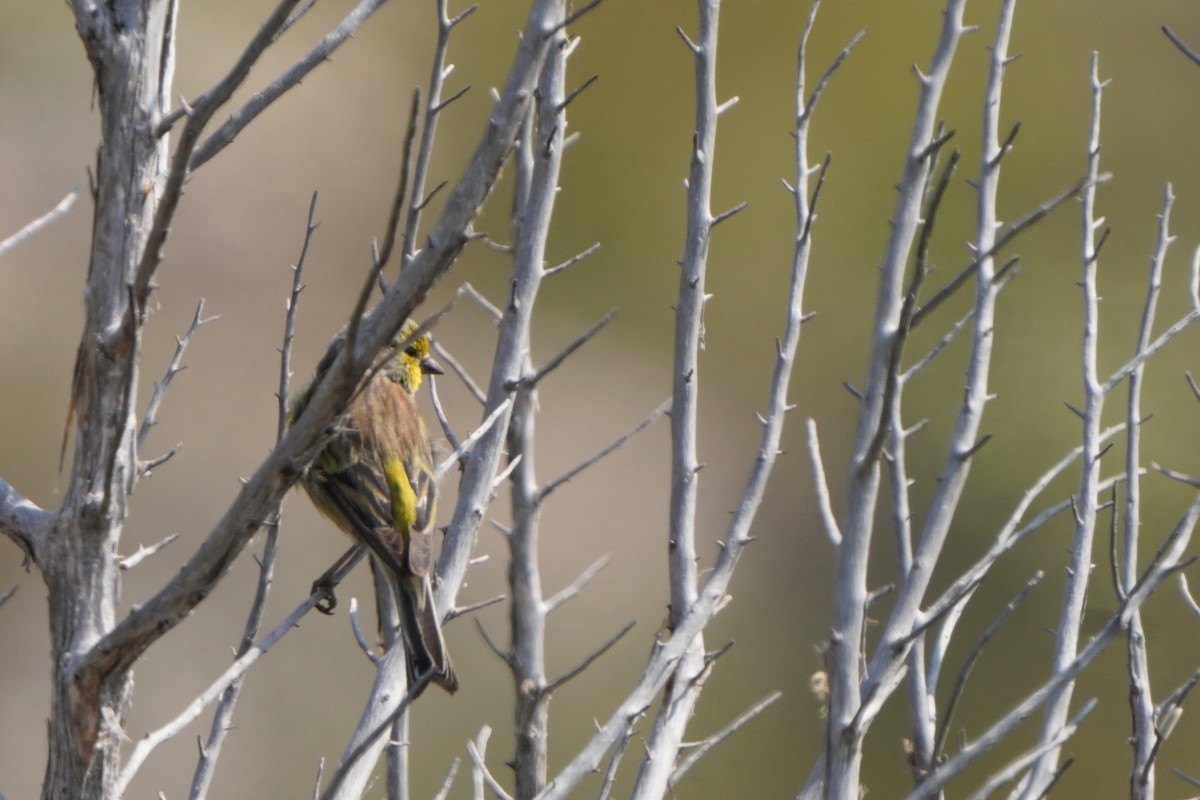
(288, 319, 458, 695)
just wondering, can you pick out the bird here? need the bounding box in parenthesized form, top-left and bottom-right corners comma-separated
(288, 320, 458, 695)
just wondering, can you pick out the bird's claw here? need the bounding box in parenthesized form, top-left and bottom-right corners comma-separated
(312, 577, 339, 614)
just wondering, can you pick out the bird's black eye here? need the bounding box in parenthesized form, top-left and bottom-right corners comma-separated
(405, 345, 419, 357)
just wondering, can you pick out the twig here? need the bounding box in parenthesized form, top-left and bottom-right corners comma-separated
(434, 398, 513, 482)
(444, 593, 505, 621)
(276, 191, 316, 438)
(138, 444, 182, 478)
(0, 188, 80, 260)
(431, 757, 462, 800)
(555, 0, 605, 33)
(347, 598, 382, 664)
(432, 339, 488, 403)
(667, 691, 782, 788)
(428, 376, 463, 458)
(545, 620, 636, 693)
(596, 719, 638, 800)
(475, 618, 514, 667)
(912, 175, 1096, 326)
(1179, 573, 1200, 622)
(932, 572, 1043, 761)
(119, 534, 180, 571)
(138, 300, 220, 450)
(1123, 183, 1176, 799)
(1172, 766, 1200, 788)
(373, 89, 421, 277)
(467, 727, 514, 800)
(544, 242, 601, 278)
(538, 399, 670, 501)
(311, 757, 325, 800)
(460, 282, 503, 323)
(544, 554, 612, 613)
(962, 700, 1096, 800)
(511, 309, 617, 390)
(806, 419, 842, 546)
(1164, 25, 1200, 67)
(402, 0, 478, 264)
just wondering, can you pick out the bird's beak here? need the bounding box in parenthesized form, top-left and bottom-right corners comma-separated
(421, 355, 444, 376)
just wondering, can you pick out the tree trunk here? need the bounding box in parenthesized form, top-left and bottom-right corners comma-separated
(43, 3, 172, 797)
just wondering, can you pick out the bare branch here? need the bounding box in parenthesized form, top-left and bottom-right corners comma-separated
(1163, 25, 1200, 67)
(138, 299, 220, 450)
(138, 443, 182, 478)
(596, 719, 638, 800)
(912, 175, 1095, 326)
(434, 398, 514, 482)
(544, 242, 601, 278)
(475, 618, 515, 668)
(401, 0, 477, 264)
(559, 74, 599, 112)
(667, 691, 782, 789)
(432, 339, 488, 403)
(467, 727, 514, 800)
(0, 188, 80, 260)
(1179, 573, 1200, 622)
(373, 89, 421, 279)
(461, 282, 503, 324)
(0, 475, 52, 569)
(275, 192, 317, 439)
(544, 554, 612, 614)
(1173, 767, 1200, 789)
(346, 598, 381, 664)
(432, 757, 462, 800)
(444, 593, 505, 622)
(961, 700, 1096, 800)
(1025, 52, 1108, 792)
(538, 399, 670, 502)
(823, 2, 970, 794)
(545, 620, 636, 693)
(806, 418, 842, 546)
(932, 572, 1043, 762)
(797, 18, 865, 126)
(118, 534, 180, 571)
(513, 308, 617, 391)
(632, 2, 725, 794)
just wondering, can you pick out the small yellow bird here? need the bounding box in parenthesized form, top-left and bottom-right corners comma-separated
(288, 320, 458, 695)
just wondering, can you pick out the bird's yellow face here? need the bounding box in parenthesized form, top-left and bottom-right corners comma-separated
(387, 322, 443, 393)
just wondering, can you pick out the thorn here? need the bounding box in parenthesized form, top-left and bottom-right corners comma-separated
(716, 96, 740, 116)
(676, 26, 700, 54)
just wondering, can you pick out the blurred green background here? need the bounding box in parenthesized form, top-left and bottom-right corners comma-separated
(4, 0, 1200, 797)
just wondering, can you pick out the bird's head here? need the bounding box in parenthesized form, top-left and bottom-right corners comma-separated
(388, 320, 444, 393)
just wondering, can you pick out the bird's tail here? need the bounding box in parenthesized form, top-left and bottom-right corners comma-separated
(396, 574, 458, 696)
